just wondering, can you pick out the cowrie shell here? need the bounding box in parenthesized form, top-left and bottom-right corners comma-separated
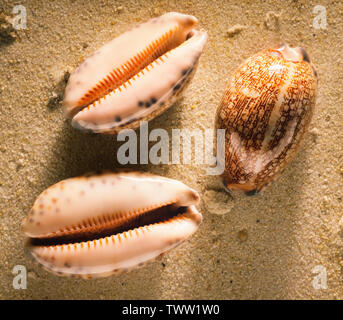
(216, 43, 317, 194)
(63, 12, 207, 134)
(22, 172, 202, 278)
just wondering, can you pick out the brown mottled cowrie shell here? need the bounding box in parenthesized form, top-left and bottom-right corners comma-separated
(215, 43, 317, 194)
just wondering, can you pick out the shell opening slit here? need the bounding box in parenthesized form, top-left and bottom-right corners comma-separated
(28, 204, 191, 247)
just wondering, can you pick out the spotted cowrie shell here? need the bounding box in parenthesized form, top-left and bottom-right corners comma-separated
(22, 172, 202, 278)
(63, 12, 207, 134)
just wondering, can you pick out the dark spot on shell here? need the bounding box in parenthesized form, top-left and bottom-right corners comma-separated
(181, 69, 188, 76)
(173, 83, 181, 91)
(245, 190, 259, 196)
(115, 116, 122, 122)
(150, 97, 157, 104)
(145, 101, 151, 108)
(64, 262, 71, 268)
(138, 101, 144, 107)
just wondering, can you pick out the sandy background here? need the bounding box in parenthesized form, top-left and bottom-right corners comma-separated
(0, 0, 342, 299)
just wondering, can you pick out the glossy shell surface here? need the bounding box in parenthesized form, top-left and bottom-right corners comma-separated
(63, 12, 207, 134)
(22, 172, 202, 278)
(216, 44, 317, 194)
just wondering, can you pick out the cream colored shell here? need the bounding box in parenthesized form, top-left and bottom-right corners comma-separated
(63, 12, 207, 134)
(22, 172, 202, 278)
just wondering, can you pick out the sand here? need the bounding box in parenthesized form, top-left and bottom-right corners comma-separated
(0, 0, 342, 299)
